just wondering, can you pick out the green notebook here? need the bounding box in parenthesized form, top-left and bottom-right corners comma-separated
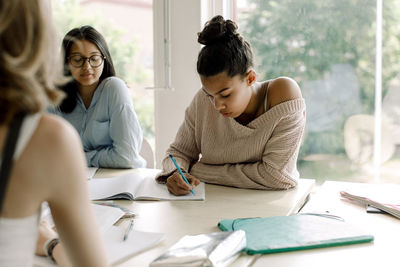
(218, 214, 374, 255)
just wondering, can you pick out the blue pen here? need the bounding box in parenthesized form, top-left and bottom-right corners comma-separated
(169, 154, 195, 195)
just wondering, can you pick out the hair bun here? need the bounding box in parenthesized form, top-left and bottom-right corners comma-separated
(197, 15, 238, 45)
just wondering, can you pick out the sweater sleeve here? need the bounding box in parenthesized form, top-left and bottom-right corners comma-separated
(156, 94, 201, 183)
(189, 107, 306, 190)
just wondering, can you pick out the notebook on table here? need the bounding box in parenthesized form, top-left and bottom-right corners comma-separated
(340, 188, 400, 220)
(218, 213, 374, 255)
(35, 204, 164, 266)
(34, 227, 164, 267)
(89, 172, 205, 201)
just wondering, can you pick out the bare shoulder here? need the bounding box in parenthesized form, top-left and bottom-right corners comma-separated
(33, 114, 85, 179)
(13, 113, 87, 205)
(267, 77, 302, 108)
(36, 113, 82, 152)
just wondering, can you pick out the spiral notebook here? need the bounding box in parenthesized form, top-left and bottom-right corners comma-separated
(218, 214, 374, 255)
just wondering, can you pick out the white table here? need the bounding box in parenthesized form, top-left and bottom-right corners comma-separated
(252, 181, 400, 267)
(95, 168, 315, 266)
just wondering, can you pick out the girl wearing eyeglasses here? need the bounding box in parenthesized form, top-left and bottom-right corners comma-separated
(50, 26, 146, 168)
(0, 2, 109, 266)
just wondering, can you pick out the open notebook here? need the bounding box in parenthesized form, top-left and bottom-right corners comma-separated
(89, 172, 205, 201)
(35, 204, 164, 266)
(34, 228, 163, 266)
(40, 202, 125, 233)
(340, 184, 400, 220)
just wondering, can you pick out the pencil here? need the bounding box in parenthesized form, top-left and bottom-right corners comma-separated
(169, 154, 195, 195)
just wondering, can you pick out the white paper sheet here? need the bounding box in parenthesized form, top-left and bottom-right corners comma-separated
(33, 228, 163, 266)
(87, 167, 98, 180)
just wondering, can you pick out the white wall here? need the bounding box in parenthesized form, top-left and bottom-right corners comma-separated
(153, 0, 202, 167)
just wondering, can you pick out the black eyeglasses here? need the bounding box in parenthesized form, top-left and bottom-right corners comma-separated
(68, 54, 105, 68)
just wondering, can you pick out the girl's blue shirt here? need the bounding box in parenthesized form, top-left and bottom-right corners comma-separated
(49, 76, 146, 168)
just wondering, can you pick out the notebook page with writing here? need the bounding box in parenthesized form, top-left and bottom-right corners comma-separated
(89, 172, 206, 201)
(135, 176, 205, 200)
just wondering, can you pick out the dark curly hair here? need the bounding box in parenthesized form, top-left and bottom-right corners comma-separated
(197, 15, 254, 78)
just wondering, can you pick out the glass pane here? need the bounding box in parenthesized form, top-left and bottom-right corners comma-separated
(381, 0, 400, 183)
(52, 0, 155, 148)
(236, 0, 400, 184)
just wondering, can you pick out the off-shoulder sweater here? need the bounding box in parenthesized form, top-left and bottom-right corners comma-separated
(156, 87, 306, 190)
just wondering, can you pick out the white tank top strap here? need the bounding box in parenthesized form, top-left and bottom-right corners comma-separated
(13, 113, 41, 160)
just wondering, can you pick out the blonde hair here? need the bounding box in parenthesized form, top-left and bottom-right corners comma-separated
(0, 0, 66, 123)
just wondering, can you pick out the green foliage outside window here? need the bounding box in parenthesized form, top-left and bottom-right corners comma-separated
(239, 0, 400, 160)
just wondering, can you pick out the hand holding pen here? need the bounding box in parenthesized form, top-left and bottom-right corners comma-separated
(166, 154, 200, 196)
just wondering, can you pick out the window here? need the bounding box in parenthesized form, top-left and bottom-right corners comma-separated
(52, 0, 155, 147)
(234, 0, 400, 184)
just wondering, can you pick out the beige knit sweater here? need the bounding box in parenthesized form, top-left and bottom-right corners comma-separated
(156, 88, 306, 190)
